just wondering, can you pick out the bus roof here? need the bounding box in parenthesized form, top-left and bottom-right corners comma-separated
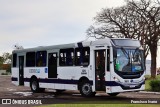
(12, 38, 138, 53)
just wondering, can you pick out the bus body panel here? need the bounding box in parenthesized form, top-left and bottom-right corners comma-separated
(24, 67, 48, 79)
(11, 68, 19, 86)
(57, 66, 90, 80)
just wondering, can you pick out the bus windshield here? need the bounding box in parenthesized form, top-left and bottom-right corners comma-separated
(114, 48, 144, 72)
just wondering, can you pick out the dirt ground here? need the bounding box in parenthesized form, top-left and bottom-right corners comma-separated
(0, 76, 160, 106)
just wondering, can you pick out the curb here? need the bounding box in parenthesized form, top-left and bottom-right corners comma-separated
(138, 91, 160, 95)
(0, 75, 11, 76)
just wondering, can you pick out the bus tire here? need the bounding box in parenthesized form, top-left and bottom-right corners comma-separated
(30, 78, 40, 93)
(80, 81, 95, 97)
(108, 93, 119, 96)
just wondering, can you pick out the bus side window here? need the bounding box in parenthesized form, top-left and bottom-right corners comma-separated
(75, 47, 90, 66)
(59, 48, 74, 66)
(107, 49, 110, 71)
(75, 49, 81, 66)
(59, 52, 66, 66)
(26, 52, 36, 67)
(83, 47, 90, 66)
(12, 53, 17, 67)
(36, 51, 47, 67)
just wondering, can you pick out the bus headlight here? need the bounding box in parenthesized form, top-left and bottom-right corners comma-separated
(113, 77, 120, 82)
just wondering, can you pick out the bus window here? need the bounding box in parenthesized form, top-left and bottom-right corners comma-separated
(36, 51, 47, 67)
(59, 48, 74, 66)
(107, 49, 110, 71)
(26, 52, 36, 67)
(75, 47, 90, 66)
(83, 47, 90, 65)
(12, 53, 17, 67)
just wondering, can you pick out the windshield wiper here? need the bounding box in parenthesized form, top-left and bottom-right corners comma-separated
(121, 47, 129, 59)
(133, 47, 139, 56)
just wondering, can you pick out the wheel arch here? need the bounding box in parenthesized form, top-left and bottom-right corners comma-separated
(30, 75, 38, 83)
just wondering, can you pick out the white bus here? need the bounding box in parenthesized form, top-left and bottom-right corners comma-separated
(11, 38, 145, 97)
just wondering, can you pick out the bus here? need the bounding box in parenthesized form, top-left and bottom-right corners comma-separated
(11, 38, 145, 97)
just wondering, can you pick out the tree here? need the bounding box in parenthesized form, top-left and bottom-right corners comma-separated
(0, 53, 12, 73)
(2, 52, 12, 64)
(87, 0, 160, 78)
(0, 56, 4, 69)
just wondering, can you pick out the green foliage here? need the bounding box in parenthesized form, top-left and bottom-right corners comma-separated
(1, 72, 8, 75)
(0, 56, 4, 69)
(149, 79, 160, 92)
(144, 75, 151, 80)
(38, 104, 160, 107)
(0, 53, 12, 71)
(145, 75, 160, 91)
(6, 64, 11, 73)
(145, 79, 151, 91)
(2, 52, 12, 64)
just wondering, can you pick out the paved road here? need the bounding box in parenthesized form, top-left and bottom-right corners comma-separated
(0, 76, 160, 106)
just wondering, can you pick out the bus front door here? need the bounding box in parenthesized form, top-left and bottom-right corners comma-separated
(48, 53, 57, 78)
(19, 56, 24, 85)
(95, 50, 106, 91)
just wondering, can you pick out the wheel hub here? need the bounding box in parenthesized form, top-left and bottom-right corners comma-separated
(82, 83, 91, 95)
(32, 81, 37, 90)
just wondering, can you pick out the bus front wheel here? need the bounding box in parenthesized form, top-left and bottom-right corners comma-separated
(80, 81, 95, 97)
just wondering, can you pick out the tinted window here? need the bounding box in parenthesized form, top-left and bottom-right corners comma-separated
(26, 52, 35, 67)
(59, 48, 74, 66)
(112, 39, 140, 47)
(36, 51, 47, 67)
(107, 49, 110, 71)
(75, 47, 90, 66)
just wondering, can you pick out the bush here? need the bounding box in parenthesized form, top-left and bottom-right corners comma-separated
(1, 72, 8, 75)
(149, 79, 160, 92)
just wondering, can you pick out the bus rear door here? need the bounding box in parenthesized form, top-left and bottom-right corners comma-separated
(19, 56, 24, 85)
(48, 53, 58, 78)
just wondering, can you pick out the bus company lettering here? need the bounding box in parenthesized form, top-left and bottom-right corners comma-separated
(29, 69, 40, 73)
(11, 99, 42, 104)
(81, 69, 87, 74)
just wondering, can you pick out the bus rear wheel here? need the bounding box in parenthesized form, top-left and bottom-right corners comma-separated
(30, 78, 40, 93)
(80, 81, 95, 97)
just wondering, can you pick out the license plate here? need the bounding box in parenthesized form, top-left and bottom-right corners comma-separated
(129, 85, 136, 88)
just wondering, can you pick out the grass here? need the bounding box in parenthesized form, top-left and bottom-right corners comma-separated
(37, 104, 160, 107)
(145, 75, 160, 91)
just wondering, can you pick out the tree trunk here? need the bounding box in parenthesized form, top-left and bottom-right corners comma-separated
(150, 45, 157, 78)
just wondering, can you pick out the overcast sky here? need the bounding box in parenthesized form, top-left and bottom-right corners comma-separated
(0, 0, 160, 66)
(0, 0, 125, 53)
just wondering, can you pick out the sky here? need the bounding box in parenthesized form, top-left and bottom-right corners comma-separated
(0, 0, 125, 52)
(0, 0, 160, 66)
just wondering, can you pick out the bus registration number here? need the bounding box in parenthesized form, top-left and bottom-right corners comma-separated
(129, 85, 136, 88)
